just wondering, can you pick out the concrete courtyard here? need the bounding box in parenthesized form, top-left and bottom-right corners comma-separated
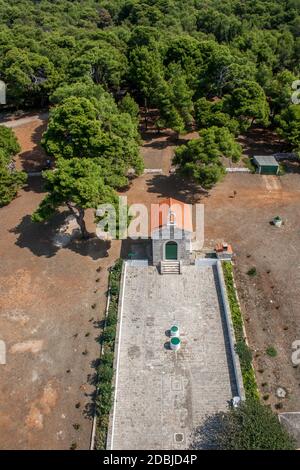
(108, 264, 238, 450)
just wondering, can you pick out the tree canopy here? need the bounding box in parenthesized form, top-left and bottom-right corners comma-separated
(276, 104, 300, 155)
(192, 399, 296, 450)
(0, 125, 26, 207)
(173, 126, 242, 188)
(32, 158, 118, 238)
(0, 0, 299, 210)
(0, 0, 298, 132)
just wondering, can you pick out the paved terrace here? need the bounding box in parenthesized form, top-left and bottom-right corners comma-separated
(109, 264, 238, 450)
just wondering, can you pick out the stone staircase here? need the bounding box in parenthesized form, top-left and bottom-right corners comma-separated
(160, 260, 181, 275)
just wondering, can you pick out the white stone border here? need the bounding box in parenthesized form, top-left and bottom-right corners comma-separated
(216, 261, 245, 400)
(196, 258, 245, 400)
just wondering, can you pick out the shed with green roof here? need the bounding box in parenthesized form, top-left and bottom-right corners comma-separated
(253, 155, 279, 175)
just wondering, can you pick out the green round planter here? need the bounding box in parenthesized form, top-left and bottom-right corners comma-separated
(170, 336, 181, 350)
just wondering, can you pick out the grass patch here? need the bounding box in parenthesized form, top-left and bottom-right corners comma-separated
(247, 267, 257, 277)
(278, 163, 286, 176)
(222, 262, 258, 400)
(95, 259, 123, 450)
(243, 157, 256, 173)
(266, 346, 277, 357)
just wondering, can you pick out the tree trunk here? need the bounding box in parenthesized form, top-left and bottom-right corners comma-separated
(144, 98, 148, 130)
(66, 203, 90, 239)
(77, 207, 90, 239)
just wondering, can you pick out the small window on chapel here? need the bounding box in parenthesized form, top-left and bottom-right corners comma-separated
(169, 211, 176, 225)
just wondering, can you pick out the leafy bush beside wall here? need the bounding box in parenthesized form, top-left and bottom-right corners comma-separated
(222, 261, 258, 400)
(95, 258, 123, 450)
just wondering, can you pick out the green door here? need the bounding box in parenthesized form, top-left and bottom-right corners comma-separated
(165, 241, 178, 260)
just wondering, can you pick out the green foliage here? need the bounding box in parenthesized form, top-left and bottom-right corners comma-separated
(43, 95, 143, 187)
(96, 381, 113, 416)
(195, 98, 240, 135)
(97, 362, 114, 383)
(247, 267, 257, 277)
(206, 399, 296, 450)
(222, 262, 258, 400)
(0, 0, 298, 130)
(0, 126, 26, 207)
(224, 81, 270, 128)
(0, 164, 27, 207)
(0, 47, 59, 106)
(0, 126, 21, 161)
(197, 7, 242, 42)
(118, 94, 140, 122)
(235, 341, 253, 369)
(266, 346, 278, 357)
(276, 105, 300, 155)
(95, 259, 123, 450)
(266, 70, 297, 118)
(222, 262, 244, 341)
(174, 126, 241, 188)
(243, 157, 256, 173)
(101, 325, 116, 346)
(129, 45, 193, 133)
(43, 96, 104, 159)
(50, 82, 116, 114)
(32, 158, 117, 221)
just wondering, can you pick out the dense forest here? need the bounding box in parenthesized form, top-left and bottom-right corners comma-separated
(0, 0, 299, 216)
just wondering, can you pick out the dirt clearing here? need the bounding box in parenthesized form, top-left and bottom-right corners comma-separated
(1, 116, 299, 449)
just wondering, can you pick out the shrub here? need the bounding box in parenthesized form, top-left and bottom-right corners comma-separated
(193, 399, 296, 450)
(101, 325, 116, 345)
(97, 363, 114, 383)
(0, 163, 27, 207)
(247, 267, 257, 277)
(235, 341, 253, 369)
(97, 382, 113, 415)
(222, 262, 243, 341)
(222, 262, 258, 400)
(95, 259, 123, 449)
(100, 350, 114, 367)
(96, 415, 109, 450)
(243, 157, 256, 173)
(110, 282, 119, 296)
(266, 346, 277, 357)
(242, 368, 259, 400)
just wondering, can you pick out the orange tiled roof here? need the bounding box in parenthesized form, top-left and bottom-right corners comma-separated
(215, 242, 233, 254)
(150, 198, 193, 232)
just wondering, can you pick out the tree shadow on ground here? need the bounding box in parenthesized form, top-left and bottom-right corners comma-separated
(120, 238, 151, 260)
(237, 126, 287, 157)
(23, 175, 46, 194)
(18, 121, 48, 172)
(142, 133, 177, 151)
(141, 128, 192, 150)
(10, 210, 111, 259)
(190, 412, 226, 450)
(146, 174, 209, 204)
(83, 365, 98, 420)
(281, 160, 300, 174)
